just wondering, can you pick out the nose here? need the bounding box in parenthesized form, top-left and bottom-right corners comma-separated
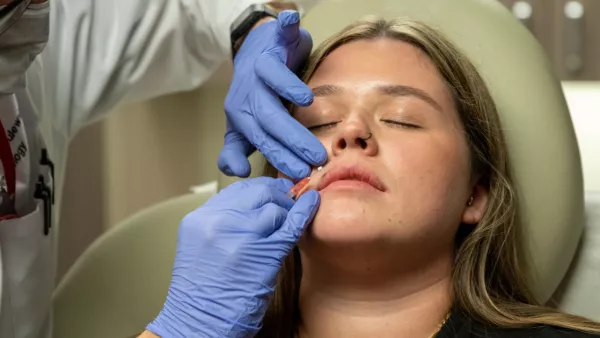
(331, 120, 378, 157)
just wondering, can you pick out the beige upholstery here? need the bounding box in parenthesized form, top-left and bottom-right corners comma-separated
(219, 0, 584, 303)
(53, 192, 213, 338)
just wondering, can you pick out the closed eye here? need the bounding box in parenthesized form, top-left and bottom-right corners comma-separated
(306, 121, 340, 131)
(381, 119, 421, 129)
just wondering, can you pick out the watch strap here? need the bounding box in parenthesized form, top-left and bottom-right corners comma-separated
(230, 3, 278, 58)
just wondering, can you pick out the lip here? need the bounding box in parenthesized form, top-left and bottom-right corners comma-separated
(316, 164, 387, 193)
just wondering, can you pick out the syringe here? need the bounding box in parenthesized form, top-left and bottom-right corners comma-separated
(286, 166, 323, 200)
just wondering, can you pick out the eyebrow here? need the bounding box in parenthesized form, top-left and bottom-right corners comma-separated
(311, 84, 443, 112)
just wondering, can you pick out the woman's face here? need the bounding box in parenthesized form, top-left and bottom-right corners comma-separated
(286, 38, 487, 254)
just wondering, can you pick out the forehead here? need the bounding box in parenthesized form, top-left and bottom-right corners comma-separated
(308, 38, 454, 108)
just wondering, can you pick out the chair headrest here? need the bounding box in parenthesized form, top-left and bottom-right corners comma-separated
(218, 0, 584, 303)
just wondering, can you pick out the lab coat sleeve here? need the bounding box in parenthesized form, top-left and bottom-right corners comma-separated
(41, 0, 320, 139)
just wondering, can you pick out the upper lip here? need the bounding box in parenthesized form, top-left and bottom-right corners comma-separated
(316, 164, 387, 192)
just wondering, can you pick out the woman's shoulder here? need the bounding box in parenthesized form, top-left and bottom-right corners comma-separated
(484, 325, 600, 337)
(438, 310, 600, 338)
(535, 326, 600, 337)
(450, 322, 600, 338)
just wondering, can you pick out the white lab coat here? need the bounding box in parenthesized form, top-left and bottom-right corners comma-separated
(0, 0, 317, 337)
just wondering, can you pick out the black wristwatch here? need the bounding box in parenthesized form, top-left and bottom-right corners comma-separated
(230, 3, 278, 58)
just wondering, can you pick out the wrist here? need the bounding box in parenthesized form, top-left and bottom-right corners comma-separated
(252, 16, 276, 30)
(231, 2, 300, 59)
(265, 1, 298, 12)
(147, 285, 268, 338)
(232, 16, 276, 56)
(138, 331, 160, 338)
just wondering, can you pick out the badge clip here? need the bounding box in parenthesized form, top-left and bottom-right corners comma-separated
(34, 176, 51, 236)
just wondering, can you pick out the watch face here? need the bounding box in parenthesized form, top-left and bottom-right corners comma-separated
(230, 3, 277, 35)
(230, 3, 278, 57)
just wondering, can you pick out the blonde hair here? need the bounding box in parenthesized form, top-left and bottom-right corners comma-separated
(258, 18, 600, 337)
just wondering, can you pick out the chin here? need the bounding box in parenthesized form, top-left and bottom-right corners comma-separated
(305, 197, 389, 243)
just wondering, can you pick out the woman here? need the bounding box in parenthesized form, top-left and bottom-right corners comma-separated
(259, 17, 600, 337)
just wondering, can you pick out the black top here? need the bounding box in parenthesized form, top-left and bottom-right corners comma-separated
(437, 310, 599, 337)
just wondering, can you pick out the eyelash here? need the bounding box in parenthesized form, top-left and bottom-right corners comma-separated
(307, 121, 340, 131)
(306, 119, 421, 131)
(380, 119, 421, 129)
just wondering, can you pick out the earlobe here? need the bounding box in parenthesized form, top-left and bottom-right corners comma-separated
(461, 184, 488, 225)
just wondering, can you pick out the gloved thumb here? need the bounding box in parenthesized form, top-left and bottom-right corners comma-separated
(218, 129, 253, 177)
(275, 190, 320, 243)
(275, 10, 301, 44)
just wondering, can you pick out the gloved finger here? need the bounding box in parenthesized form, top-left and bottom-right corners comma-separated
(234, 110, 312, 179)
(287, 27, 313, 74)
(275, 10, 302, 44)
(242, 183, 295, 211)
(250, 85, 327, 167)
(218, 127, 254, 177)
(246, 203, 288, 237)
(274, 11, 313, 73)
(261, 138, 313, 180)
(273, 189, 320, 243)
(254, 53, 313, 107)
(214, 179, 295, 211)
(239, 177, 294, 195)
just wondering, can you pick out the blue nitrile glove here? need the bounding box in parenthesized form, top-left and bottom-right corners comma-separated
(146, 177, 320, 338)
(218, 10, 327, 180)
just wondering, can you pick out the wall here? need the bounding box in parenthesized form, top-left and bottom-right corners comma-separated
(57, 122, 107, 281)
(57, 64, 231, 280)
(562, 82, 600, 191)
(102, 85, 227, 228)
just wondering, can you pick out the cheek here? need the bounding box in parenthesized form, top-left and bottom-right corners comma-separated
(307, 196, 384, 243)
(384, 131, 471, 204)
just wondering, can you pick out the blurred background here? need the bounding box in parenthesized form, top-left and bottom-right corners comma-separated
(55, 0, 600, 281)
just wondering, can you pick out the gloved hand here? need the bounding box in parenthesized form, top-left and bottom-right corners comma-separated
(218, 10, 327, 181)
(146, 177, 320, 338)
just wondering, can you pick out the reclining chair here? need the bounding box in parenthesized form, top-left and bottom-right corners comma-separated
(52, 0, 600, 337)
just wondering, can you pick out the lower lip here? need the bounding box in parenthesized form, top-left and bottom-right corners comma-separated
(321, 180, 382, 193)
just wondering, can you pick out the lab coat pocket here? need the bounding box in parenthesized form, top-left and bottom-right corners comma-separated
(0, 199, 54, 338)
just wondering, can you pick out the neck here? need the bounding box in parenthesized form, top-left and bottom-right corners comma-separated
(297, 246, 454, 338)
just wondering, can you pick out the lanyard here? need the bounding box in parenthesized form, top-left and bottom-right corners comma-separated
(0, 118, 15, 196)
(0, 93, 54, 233)
(0, 117, 17, 220)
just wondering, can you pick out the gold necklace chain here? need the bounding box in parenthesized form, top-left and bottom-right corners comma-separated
(428, 311, 451, 338)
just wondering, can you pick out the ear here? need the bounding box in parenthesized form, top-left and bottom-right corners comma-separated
(461, 182, 489, 225)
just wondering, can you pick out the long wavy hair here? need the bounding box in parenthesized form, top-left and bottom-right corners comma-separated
(258, 17, 600, 337)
